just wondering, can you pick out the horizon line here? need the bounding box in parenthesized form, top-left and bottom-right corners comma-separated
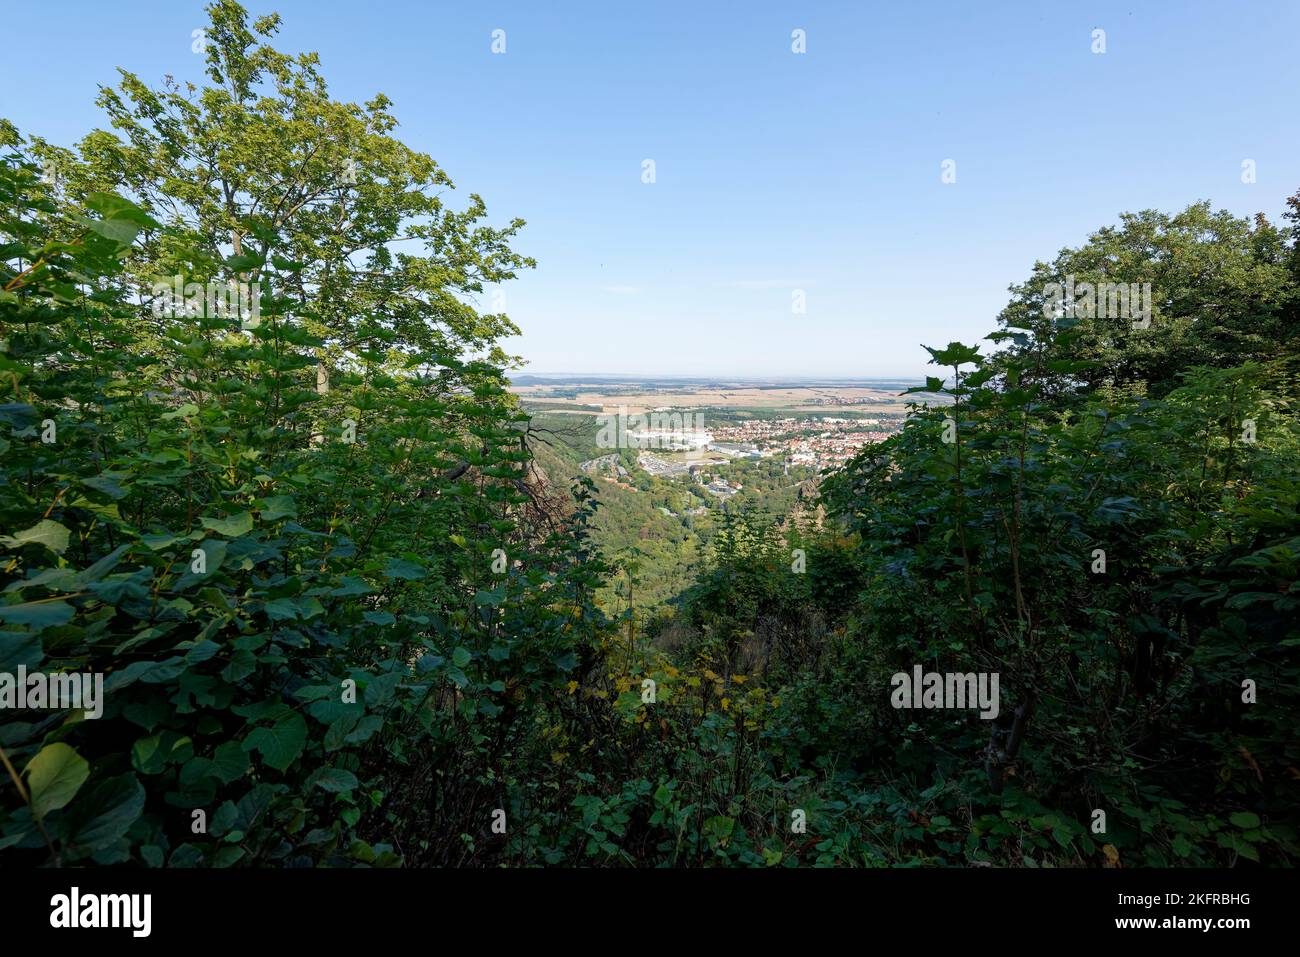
(509, 371, 928, 381)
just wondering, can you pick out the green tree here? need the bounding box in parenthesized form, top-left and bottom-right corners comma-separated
(0, 2, 611, 869)
(994, 202, 1295, 398)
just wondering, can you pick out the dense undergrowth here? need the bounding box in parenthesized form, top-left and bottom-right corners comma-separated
(2, 2, 1296, 868)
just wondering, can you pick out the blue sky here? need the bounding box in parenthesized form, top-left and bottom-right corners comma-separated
(5, 0, 1298, 377)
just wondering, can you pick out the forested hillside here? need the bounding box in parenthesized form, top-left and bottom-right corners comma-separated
(2, 2, 1296, 868)
(523, 410, 815, 612)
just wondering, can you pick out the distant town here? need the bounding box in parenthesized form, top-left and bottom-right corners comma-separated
(709, 416, 894, 469)
(579, 414, 900, 493)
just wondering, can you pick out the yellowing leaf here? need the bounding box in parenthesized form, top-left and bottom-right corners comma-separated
(5, 520, 71, 555)
(25, 743, 89, 819)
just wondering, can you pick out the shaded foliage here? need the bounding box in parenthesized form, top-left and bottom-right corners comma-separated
(3, 2, 1297, 870)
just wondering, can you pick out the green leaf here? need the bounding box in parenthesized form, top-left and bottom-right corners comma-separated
(0, 632, 43, 672)
(141, 845, 164, 868)
(84, 192, 159, 228)
(324, 712, 360, 750)
(257, 495, 297, 521)
(131, 734, 168, 775)
(382, 558, 427, 580)
(209, 801, 239, 837)
(344, 715, 383, 744)
(25, 743, 90, 818)
(212, 846, 246, 867)
(1229, 811, 1261, 829)
(364, 672, 402, 706)
(263, 596, 324, 621)
(451, 647, 472, 668)
(242, 712, 308, 771)
(75, 213, 140, 245)
(221, 648, 257, 683)
(923, 341, 983, 367)
(225, 252, 265, 271)
(201, 512, 254, 537)
(75, 544, 132, 586)
(81, 475, 127, 500)
(184, 638, 221, 664)
(314, 768, 359, 793)
(209, 740, 252, 785)
(0, 403, 38, 429)
(160, 403, 199, 421)
(65, 774, 146, 852)
(4, 520, 70, 555)
(89, 573, 150, 605)
(330, 576, 373, 596)
(0, 600, 76, 629)
(262, 598, 298, 622)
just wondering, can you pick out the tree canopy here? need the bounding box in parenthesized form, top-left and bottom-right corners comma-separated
(2, 1, 1296, 869)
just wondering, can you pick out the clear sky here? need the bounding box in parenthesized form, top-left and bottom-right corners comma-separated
(5, 0, 1299, 377)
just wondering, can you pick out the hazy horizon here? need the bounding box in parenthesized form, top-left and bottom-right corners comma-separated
(509, 371, 925, 383)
